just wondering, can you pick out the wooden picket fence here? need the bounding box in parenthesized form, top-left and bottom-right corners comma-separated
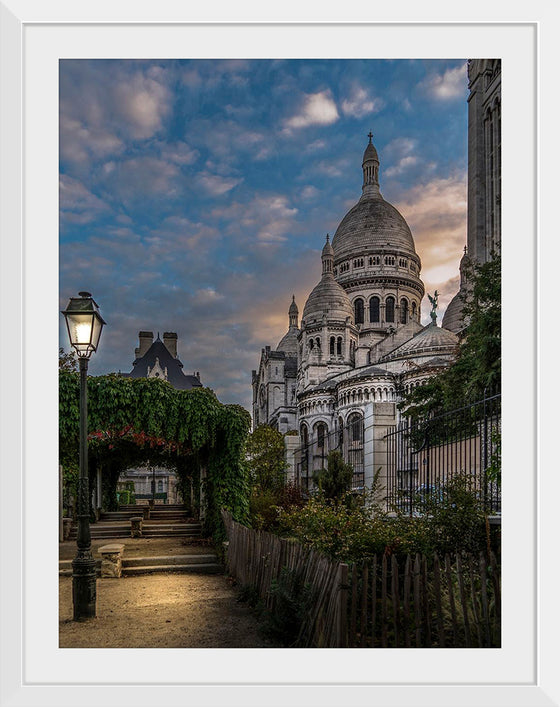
(221, 511, 501, 648)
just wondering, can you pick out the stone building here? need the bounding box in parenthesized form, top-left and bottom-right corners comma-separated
(253, 60, 501, 491)
(118, 330, 202, 504)
(443, 59, 501, 334)
(253, 133, 459, 489)
(122, 330, 202, 390)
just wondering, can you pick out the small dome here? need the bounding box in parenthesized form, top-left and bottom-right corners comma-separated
(302, 273, 353, 324)
(379, 322, 458, 362)
(276, 328, 299, 354)
(442, 290, 465, 334)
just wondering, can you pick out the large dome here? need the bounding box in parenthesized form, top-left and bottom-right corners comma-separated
(331, 134, 419, 264)
(332, 196, 417, 262)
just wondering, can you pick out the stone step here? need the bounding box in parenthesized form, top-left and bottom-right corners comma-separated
(122, 563, 222, 576)
(119, 504, 187, 511)
(123, 554, 217, 568)
(59, 555, 222, 576)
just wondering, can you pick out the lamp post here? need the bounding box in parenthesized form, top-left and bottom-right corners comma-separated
(62, 291, 106, 620)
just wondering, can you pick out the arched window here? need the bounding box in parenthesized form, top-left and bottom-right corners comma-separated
(337, 416, 344, 450)
(369, 296, 380, 323)
(157, 479, 163, 493)
(300, 424, 309, 476)
(346, 412, 364, 488)
(336, 336, 342, 356)
(348, 413, 363, 443)
(411, 301, 417, 320)
(385, 296, 395, 323)
(316, 423, 327, 451)
(315, 337, 321, 349)
(400, 298, 408, 324)
(354, 298, 364, 324)
(308, 338, 314, 350)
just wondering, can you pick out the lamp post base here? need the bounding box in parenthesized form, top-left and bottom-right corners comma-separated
(72, 553, 97, 620)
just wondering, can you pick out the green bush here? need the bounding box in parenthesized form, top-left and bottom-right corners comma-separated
(278, 474, 490, 561)
(259, 567, 314, 647)
(249, 481, 307, 532)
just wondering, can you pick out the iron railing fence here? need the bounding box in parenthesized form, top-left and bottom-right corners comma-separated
(385, 392, 501, 515)
(294, 415, 365, 492)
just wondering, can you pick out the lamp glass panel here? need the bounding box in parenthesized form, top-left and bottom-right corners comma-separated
(91, 313, 104, 350)
(66, 312, 94, 353)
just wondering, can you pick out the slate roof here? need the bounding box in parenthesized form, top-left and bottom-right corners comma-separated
(124, 337, 202, 390)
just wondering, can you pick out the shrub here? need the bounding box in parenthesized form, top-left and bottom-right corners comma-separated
(279, 474, 490, 561)
(259, 567, 314, 647)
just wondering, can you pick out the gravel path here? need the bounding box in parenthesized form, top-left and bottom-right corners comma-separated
(59, 573, 277, 648)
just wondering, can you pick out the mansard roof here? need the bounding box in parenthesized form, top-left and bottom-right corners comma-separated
(124, 337, 202, 390)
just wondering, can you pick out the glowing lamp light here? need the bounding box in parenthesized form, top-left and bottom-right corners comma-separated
(62, 291, 106, 359)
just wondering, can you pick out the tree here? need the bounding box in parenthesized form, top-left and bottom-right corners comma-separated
(59, 347, 77, 372)
(245, 424, 286, 492)
(312, 450, 354, 503)
(401, 252, 501, 418)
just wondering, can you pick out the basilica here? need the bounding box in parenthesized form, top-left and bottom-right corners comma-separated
(252, 60, 501, 487)
(252, 133, 459, 481)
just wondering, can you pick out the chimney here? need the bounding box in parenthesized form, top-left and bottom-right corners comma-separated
(163, 331, 178, 358)
(135, 331, 153, 358)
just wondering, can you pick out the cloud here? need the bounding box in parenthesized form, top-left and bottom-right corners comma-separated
(420, 64, 467, 101)
(99, 156, 180, 204)
(60, 61, 174, 168)
(341, 86, 385, 118)
(395, 173, 467, 322)
(59, 174, 111, 225)
(383, 137, 419, 177)
(60, 115, 124, 165)
(300, 185, 319, 200)
(112, 68, 172, 139)
(196, 172, 243, 196)
(157, 141, 200, 166)
(283, 91, 339, 131)
(210, 193, 298, 246)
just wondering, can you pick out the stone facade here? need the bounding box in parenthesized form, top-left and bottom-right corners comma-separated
(443, 59, 501, 334)
(252, 132, 460, 485)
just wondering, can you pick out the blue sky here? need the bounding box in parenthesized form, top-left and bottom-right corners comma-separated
(59, 59, 469, 412)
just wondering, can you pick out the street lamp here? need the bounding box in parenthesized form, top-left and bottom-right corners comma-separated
(62, 291, 106, 620)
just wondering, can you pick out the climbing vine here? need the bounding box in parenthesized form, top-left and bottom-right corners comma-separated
(59, 371, 251, 538)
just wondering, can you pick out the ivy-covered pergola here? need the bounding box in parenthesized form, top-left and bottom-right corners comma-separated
(59, 371, 251, 538)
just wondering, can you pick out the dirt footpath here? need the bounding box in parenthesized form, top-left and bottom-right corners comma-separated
(59, 573, 277, 648)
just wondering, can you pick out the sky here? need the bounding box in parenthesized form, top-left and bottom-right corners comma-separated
(59, 59, 469, 413)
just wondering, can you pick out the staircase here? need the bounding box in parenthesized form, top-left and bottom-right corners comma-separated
(59, 553, 223, 577)
(67, 504, 202, 540)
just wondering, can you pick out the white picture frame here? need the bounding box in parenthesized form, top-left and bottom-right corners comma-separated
(1, 2, 556, 705)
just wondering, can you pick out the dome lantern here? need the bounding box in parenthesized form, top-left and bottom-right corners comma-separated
(362, 131, 380, 198)
(322, 234, 334, 275)
(288, 295, 299, 328)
